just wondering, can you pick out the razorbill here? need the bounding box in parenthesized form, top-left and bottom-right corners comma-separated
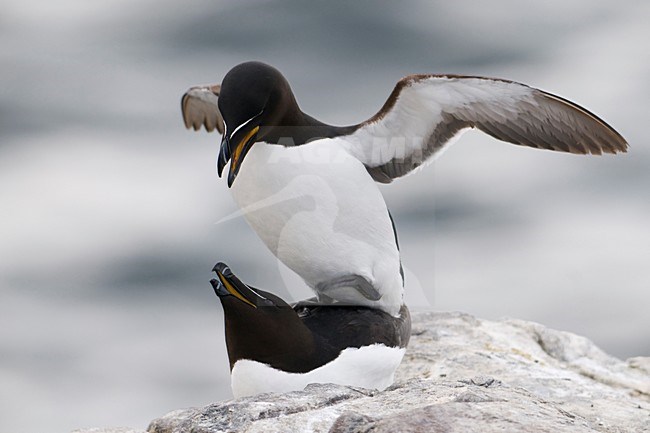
(183, 61, 628, 316)
(210, 262, 411, 398)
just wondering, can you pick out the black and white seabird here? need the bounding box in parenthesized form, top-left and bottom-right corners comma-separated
(183, 61, 628, 316)
(210, 262, 411, 398)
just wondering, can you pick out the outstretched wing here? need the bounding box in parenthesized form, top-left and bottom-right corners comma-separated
(181, 84, 225, 134)
(343, 75, 628, 183)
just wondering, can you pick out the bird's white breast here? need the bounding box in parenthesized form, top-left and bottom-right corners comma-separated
(229, 139, 403, 315)
(230, 344, 406, 398)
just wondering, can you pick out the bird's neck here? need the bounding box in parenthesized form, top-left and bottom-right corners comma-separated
(261, 107, 358, 147)
(222, 307, 318, 372)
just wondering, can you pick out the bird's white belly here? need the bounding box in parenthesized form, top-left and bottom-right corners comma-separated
(230, 344, 406, 398)
(229, 140, 403, 314)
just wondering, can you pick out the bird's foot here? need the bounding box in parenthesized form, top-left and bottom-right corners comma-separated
(315, 274, 382, 302)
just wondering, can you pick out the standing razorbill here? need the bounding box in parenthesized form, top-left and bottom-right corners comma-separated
(182, 61, 627, 316)
(210, 262, 411, 398)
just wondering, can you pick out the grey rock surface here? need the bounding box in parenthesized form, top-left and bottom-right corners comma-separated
(72, 429, 147, 433)
(140, 312, 650, 432)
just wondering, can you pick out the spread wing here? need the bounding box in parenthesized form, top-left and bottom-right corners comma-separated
(343, 75, 628, 183)
(181, 84, 224, 134)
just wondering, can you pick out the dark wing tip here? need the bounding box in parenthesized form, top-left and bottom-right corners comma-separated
(537, 90, 629, 156)
(180, 92, 193, 129)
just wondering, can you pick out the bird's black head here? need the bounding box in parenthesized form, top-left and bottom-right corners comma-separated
(217, 61, 296, 187)
(210, 262, 315, 371)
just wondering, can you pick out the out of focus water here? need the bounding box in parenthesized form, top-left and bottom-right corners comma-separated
(1, 1, 648, 432)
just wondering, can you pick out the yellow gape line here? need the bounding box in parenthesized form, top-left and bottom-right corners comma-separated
(217, 273, 257, 308)
(231, 126, 260, 170)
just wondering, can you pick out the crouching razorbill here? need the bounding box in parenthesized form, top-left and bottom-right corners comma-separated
(183, 61, 628, 317)
(210, 262, 411, 398)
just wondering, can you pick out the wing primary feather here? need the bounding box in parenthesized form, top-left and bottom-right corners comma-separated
(348, 75, 627, 181)
(180, 85, 225, 135)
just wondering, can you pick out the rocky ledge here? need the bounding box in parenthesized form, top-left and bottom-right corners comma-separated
(77, 312, 650, 433)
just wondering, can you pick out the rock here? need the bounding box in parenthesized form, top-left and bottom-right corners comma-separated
(139, 312, 650, 432)
(72, 429, 147, 433)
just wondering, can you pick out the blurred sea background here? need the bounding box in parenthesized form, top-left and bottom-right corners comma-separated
(1, 1, 648, 432)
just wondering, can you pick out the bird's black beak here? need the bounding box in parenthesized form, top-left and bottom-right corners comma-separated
(226, 125, 259, 188)
(217, 135, 231, 178)
(211, 262, 266, 308)
(210, 274, 231, 298)
(216, 111, 263, 187)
